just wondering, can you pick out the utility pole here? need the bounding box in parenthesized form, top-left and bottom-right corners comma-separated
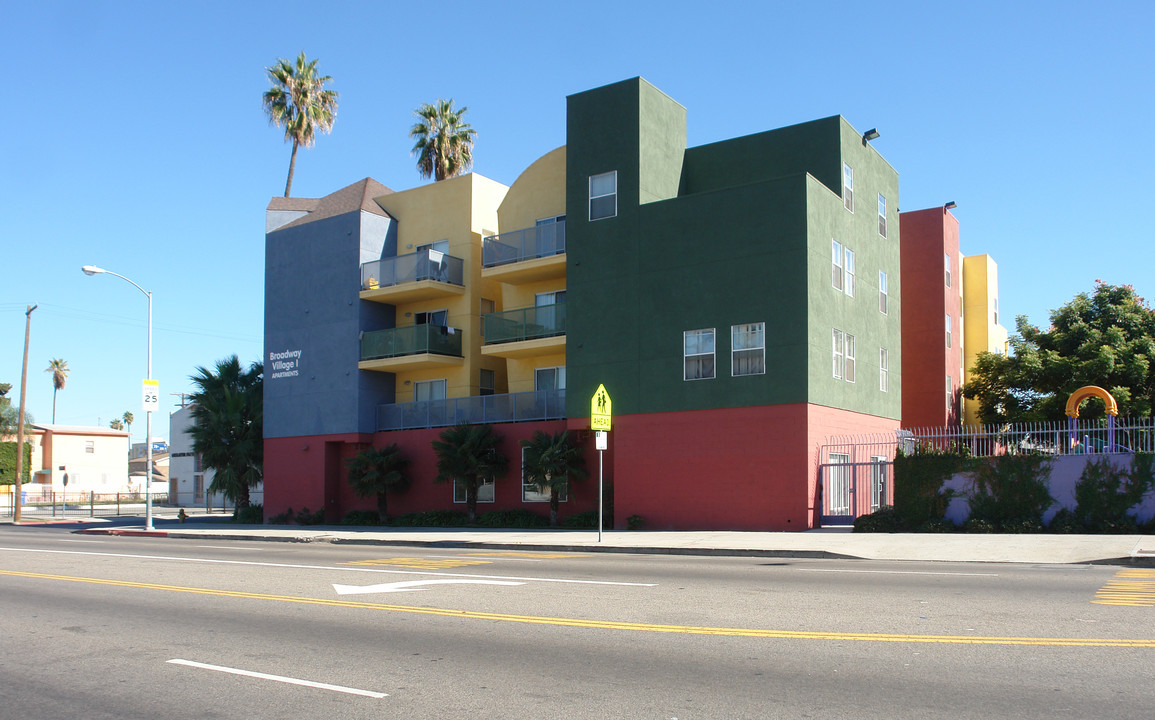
(14, 304, 37, 523)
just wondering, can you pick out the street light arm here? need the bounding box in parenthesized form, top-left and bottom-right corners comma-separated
(81, 265, 150, 298)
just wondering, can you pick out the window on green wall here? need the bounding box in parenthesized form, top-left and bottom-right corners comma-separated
(879, 348, 889, 392)
(879, 271, 888, 315)
(832, 329, 854, 382)
(845, 334, 856, 383)
(684, 329, 715, 381)
(843, 163, 854, 212)
(844, 248, 855, 298)
(878, 194, 887, 237)
(589, 171, 617, 221)
(731, 323, 765, 376)
(832, 329, 844, 380)
(832, 240, 844, 292)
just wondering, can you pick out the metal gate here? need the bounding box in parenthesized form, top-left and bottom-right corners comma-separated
(818, 459, 892, 526)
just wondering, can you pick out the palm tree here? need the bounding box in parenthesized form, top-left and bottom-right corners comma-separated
(45, 358, 68, 423)
(109, 419, 124, 431)
(410, 99, 477, 181)
(189, 356, 263, 511)
(262, 51, 339, 197)
(346, 444, 410, 523)
(122, 411, 134, 438)
(433, 424, 508, 522)
(521, 430, 588, 526)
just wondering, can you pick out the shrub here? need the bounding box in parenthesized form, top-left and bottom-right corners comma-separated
(967, 454, 1053, 531)
(390, 510, 470, 527)
(477, 509, 549, 528)
(1073, 454, 1154, 532)
(918, 518, 958, 533)
(268, 508, 294, 525)
(626, 514, 645, 531)
(1047, 509, 1083, 534)
(234, 504, 263, 524)
(853, 506, 903, 533)
(341, 510, 383, 526)
(963, 517, 996, 533)
(893, 445, 971, 529)
(562, 510, 601, 528)
(294, 507, 324, 525)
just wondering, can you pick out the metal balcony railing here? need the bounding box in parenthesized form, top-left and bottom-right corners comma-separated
(377, 389, 566, 431)
(483, 303, 566, 344)
(361, 248, 465, 290)
(360, 324, 463, 361)
(482, 221, 566, 268)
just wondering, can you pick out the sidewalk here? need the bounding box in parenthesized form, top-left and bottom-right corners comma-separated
(55, 509, 1155, 565)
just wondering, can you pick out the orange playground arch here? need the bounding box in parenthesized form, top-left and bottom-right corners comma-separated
(1064, 385, 1118, 418)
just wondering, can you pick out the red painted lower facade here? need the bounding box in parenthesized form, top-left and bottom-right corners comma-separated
(265, 405, 897, 530)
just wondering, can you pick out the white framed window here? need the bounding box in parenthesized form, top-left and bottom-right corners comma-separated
(828, 452, 851, 515)
(85, 441, 95, 454)
(535, 366, 566, 391)
(589, 171, 617, 221)
(832, 240, 844, 291)
(878, 271, 888, 315)
(832, 329, 844, 379)
(414, 378, 447, 402)
(684, 329, 715, 380)
(945, 253, 952, 288)
(454, 477, 495, 504)
(946, 375, 953, 413)
(844, 247, 855, 298)
(843, 163, 854, 212)
(521, 447, 567, 503)
(878, 194, 887, 237)
(946, 314, 952, 348)
(845, 333, 856, 383)
(731, 322, 766, 376)
(879, 348, 889, 392)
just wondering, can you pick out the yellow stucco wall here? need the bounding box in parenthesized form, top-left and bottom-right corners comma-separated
(962, 254, 1009, 424)
(496, 146, 567, 231)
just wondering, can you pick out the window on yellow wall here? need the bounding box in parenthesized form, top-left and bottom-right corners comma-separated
(480, 369, 495, 396)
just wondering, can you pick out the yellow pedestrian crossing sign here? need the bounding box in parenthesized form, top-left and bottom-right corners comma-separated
(590, 384, 612, 431)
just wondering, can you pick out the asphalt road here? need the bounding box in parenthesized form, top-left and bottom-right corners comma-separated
(2, 524, 1153, 719)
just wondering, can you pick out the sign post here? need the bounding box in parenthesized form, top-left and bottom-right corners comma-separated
(590, 385, 612, 542)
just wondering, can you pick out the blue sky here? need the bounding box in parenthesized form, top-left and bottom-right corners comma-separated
(2, 1, 1152, 441)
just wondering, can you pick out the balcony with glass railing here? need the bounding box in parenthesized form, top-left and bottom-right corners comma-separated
(377, 388, 566, 431)
(360, 248, 466, 303)
(481, 303, 566, 358)
(481, 221, 566, 283)
(358, 324, 464, 371)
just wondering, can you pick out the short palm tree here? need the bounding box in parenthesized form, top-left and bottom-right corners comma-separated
(189, 356, 263, 511)
(521, 430, 588, 526)
(263, 51, 339, 197)
(410, 99, 476, 181)
(433, 424, 507, 522)
(346, 444, 410, 523)
(45, 358, 68, 423)
(109, 419, 124, 431)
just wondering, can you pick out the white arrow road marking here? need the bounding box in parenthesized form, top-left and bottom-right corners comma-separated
(333, 578, 524, 595)
(168, 659, 387, 698)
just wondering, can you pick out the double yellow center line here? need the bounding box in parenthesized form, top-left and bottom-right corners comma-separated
(4, 569, 1153, 648)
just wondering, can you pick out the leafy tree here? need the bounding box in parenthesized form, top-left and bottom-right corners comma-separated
(432, 424, 507, 522)
(262, 51, 339, 197)
(45, 358, 68, 423)
(520, 430, 588, 526)
(0, 383, 33, 437)
(346, 444, 410, 523)
(964, 282, 1155, 423)
(410, 99, 476, 181)
(189, 356, 263, 511)
(109, 419, 124, 431)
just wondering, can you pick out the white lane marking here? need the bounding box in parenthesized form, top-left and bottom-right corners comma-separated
(800, 568, 999, 577)
(195, 546, 247, 550)
(333, 579, 523, 595)
(0, 547, 656, 587)
(168, 659, 386, 698)
(56, 540, 102, 543)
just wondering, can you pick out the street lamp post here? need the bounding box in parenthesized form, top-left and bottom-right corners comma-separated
(82, 265, 154, 531)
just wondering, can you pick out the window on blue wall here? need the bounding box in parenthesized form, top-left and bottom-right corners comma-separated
(843, 163, 854, 212)
(589, 171, 617, 220)
(684, 328, 715, 381)
(731, 323, 766, 376)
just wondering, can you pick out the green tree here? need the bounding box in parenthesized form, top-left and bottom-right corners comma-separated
(109, 419, 124, 431)
(520, 430, 588, 526)
(432, 424, 507, 522)
(346, 444, 410, 523)
(0, 383, 34, 437)
(45, 358, 68, 424)
(262, 51, 339, 197)
(122, 411, 134, 437)
(189, 356, 263, 511)
(963, 282, 1155, 423)
(410, 99, 476, 181)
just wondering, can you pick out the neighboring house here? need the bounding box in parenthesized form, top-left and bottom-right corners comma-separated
(169, 404, 262, 509)
(14, 424, 131, 499)
(961, 254, 1009, 425)
(261, 77, 1001, 530)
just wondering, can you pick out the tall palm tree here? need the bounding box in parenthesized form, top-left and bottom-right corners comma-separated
(432, 424, 507, 522)
(189, 356, 263, 511)
(521, 430, 588, 526)
(45, 358, 68, 423)
(410, 99, 477, 181)
(346, 444, 410, 523)
(262, 51, 339, 197)
(122, 411, 134, 438)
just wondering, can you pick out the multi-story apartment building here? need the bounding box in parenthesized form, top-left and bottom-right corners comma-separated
(961, 254, 1009, 425)
(263, 78, 908, 530)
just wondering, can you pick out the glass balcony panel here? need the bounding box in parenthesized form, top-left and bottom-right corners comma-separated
(482, 303, 566, 345)
(482, 222, 566, 267)
(375, 389, 566, 431)
(361, 324, 463, 361)
(361, 248, 465, 290)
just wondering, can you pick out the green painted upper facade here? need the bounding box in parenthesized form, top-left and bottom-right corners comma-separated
(565, 77, 901, 421)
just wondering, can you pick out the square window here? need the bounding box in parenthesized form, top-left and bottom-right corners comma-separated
(684, 329, 715, 381)
(879, 271, 888, 315)
(414, 378, 447, 402)
(589, 171, 617, 221)
(879, 348, 889, 392)
(454, 477, 495, 504)
(731, 322, 766, 376)
(535, 366, 566, 391)
(832, 240, 844, 291)
(843, 163, 854, 212)
(878, 194, 887, 237)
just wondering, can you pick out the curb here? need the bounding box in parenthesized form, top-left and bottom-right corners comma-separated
(79, 529, 170, 538)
